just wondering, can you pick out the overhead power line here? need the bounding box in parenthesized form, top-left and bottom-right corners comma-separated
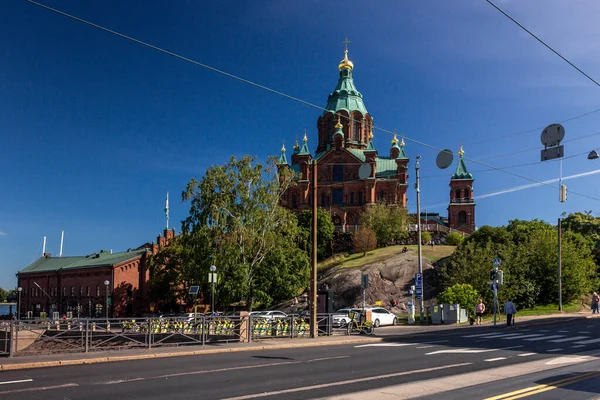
(25, 0, 600, 203)
(484, 0, 600, 88)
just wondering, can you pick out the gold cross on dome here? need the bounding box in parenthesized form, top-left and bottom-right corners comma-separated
(343, 38, 350, 51)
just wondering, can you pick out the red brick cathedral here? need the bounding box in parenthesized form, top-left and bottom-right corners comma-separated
(277, 48, 475, 234)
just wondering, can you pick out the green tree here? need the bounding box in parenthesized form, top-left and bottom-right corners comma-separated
(179, 155, 309, 311)
(437, 284, 480, 315)
(446, 232, 464, 246)
(359, 203, 409, 247)
(421, 231, 432, 244)
(0, 287, 7, 303)
(297, 207, 334, 260)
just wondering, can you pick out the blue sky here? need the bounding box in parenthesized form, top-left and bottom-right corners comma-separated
(2, 0, 600, 289)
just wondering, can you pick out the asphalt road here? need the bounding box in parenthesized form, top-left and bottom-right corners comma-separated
(0, 317, 599, 399)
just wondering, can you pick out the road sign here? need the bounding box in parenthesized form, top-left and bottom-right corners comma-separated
(361, 273, 369, 289)
(415, 273, 422, 289)
(493, 258, 501, 267)
(490, 283, 498, 292)
(407, 300, 413, 308)
(541, 145, 564, 161)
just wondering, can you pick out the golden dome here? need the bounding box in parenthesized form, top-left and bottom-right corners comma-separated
(458, 145, 464, 157)
(281, 143, 286, 153)
(400, 136, 405, 148)
(303, 132, 308, 143)
(391, 134, 399, 145)
(294, 139, 300, 150)
(335, 115, 343, 130)
(338, 49, 354, 71)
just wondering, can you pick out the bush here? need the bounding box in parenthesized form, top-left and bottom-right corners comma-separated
(420, 231, 432, 244)
(353, 226, 377, 256)
(437, 283, 480, 315)
(446, 232, 464, 246)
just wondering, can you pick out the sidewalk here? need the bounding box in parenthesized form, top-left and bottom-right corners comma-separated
(0, 312, 593, 371)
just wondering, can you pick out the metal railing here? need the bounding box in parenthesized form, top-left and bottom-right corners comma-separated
(2, 313, 354, 357)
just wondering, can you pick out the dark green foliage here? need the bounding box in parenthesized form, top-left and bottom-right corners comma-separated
(420, 231, 432, 244)
(297, 207, 334, 260)
(0, 288, 7, 303)
(439, 219, 597, 310)
(359, 203, 410, 247)
(446, 232, 465, 246)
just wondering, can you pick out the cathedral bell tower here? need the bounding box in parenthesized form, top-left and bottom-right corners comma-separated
(448, 146, 476, 233)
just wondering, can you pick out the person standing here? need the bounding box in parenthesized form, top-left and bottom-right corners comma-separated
(504, 299, 517, 326)
(592, 292, 600, 314)
(475, 299, 485, 325)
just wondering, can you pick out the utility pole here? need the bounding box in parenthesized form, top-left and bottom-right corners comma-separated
(310, 160, 318, 338)
(415, 155, 424, 323)
(558, 218, 563, 312)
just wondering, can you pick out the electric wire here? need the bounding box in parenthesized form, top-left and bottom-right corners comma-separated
(25, 0, 600, 203)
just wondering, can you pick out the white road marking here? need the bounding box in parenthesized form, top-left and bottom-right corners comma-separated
(476, 333, 528, 340)
(354, 343, 414, 348)
(578, 331, 591, 334)
(425, 345, 522, 355)
(517, 353, 537, 357)
(549, 336, 589, 343)
(548, 348, 563, 352)
(484, 357, 507, 362)
(518, 329, 530, 332)
(524, 335, 565, 341)
(0, 379, 33, 386)
(571, 345, 586, 348)
(557, 330, 569, 333)
(499, 334, 544, 340)
(416, 346, 434, 349)
(574, 338, 600, 345)
(545, 356, 592, 365)
(0, 384, 78, 395)
(539, 329, 550, 332)
(219, 363, 472, 400)
(462, 332, 505, 338)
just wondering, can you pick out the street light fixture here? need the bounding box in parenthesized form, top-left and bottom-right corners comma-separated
(209, 265, 217, 314)
(17, 287, 22, 321)
(588, 150, 599, 160)
(104, 280, 110, 320)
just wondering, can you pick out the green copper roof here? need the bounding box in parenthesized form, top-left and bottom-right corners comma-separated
(19, 249, 147, 274)
(278, 147, 288, 165)
(323, 68, 368, 117)
(375, 157, 397, 177)
(452, 155, 473, 180)
(365, 139, 376, 152)
(298, 141, 311, 156)
(348, 149, 366, 162)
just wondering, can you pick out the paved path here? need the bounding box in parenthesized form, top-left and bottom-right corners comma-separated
(0, 314, 598, 399)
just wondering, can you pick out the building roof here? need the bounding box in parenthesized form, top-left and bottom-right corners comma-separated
(19, 249, 147, 274)
(323, 50, 368, 117)
(452, 146, 473, 180)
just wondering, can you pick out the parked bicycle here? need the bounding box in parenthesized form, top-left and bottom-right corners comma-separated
(346, 311, 374, 335)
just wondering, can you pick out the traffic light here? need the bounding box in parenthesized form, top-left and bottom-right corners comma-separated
(490, 269, 497, 281)
(559, 184, 567, 202)
(497, 270, 504, 285)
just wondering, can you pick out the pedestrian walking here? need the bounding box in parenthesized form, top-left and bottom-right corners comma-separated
(475, 298, 485, 325)
(592, 292, 600, 314)
(504, 299, 517, 326)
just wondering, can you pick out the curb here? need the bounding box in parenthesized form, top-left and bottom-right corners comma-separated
(0, 336, 387, 371)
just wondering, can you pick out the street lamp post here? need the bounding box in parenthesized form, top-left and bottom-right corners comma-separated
(104, 280, 110, 320)
(415, 155, 424, 323)
(17, 287, 22, 320)
(210, 265, 217, 313)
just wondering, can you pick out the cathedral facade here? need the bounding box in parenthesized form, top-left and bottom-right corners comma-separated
(277, 48, 475, 234)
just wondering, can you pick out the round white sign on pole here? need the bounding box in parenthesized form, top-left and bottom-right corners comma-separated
(358, 163, 372, 180)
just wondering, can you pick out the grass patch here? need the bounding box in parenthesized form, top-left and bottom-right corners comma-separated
(318, 245, 457, 271)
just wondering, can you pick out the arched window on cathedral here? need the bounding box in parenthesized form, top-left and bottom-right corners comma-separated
(379, 191, 385, 202)
(321, 193, 326, 206)
(458, 211, 467, 224)
(350, 192, 354, 205)
(292, 194, 297, 208)
(455, 189, 461, 200)
(464, 188, 470, 199)
(353, 119, 361, 141)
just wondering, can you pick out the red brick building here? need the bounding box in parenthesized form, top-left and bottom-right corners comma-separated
(16, 228, 175, 318)
(277, 48, 476, 233)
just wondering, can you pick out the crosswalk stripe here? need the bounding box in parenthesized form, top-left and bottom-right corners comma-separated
(549, 336, 589, 343)
(557, 330, 569, 333)
(473, 333, 526, 340)
(463, 332, 505, 338)
(499, 334, 544, 340)
(548, 348, 563, 352)
(539, 329, 550, 332)
(518, 353, 536, 357)
(524, 335, 564, 341)
(574, 337, 600, 345)
(578, 331, 590, 334)
(571, 345, 586, 348)
(484, 357, 507, 362)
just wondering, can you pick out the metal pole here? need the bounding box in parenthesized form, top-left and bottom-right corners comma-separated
(362, 287, 365, 310)
(415, 156, 424, 323)
(310, 160, 318, 338)
(211, 281, 215, 314)
(558, 218, 563, 312)
(17, 288, 22, 321)
(104, 283, 109, 321)
(493, 288, 497, 327)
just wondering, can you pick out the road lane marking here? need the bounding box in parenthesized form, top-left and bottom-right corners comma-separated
(416, 345, 434, 349)
(518, 329, 530, 332)
(354, 343, 414, 348)
(549, 336, 589, 343)
(483, 371, 600, 400)
(0, 383, 78, 395)
(575, 337, 600, 344)
(219, 362, 472, 400)
(547, 348, 563, 352)
(476, 334, 529, 340)
(539, 330, 550, 332)
(426, 346, 522, 355)
(499, 334, 544, 340)
(523, 335, 564, 341)
(517, 353, 536, 357)
(463, 332, 509, 338)
(557, 330, 569, 333)
(578, 331, 591, 334)
(0, 379, 33, 385)
(484, 357, 507, 362)
(570, 345, 585, 348)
